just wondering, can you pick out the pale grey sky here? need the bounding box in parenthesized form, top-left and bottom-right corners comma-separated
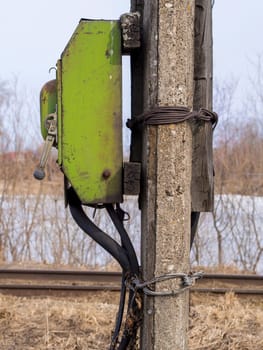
(0, 1, 262, 109)
(213, 0, 263, 104)
(0, 0, 130, 92)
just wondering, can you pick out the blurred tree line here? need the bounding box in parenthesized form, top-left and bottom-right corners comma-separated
(0, 72, 262, 273)
(191, 64, 263, 273)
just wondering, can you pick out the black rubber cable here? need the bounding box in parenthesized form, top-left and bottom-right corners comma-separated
(109, 273, 127, 350)
(68, 187, 141, 350)
(117, 331, 133, 350)
(106, 204, 141, 349)
(67, 187, 130, 272)
(106, 204, 139, 276)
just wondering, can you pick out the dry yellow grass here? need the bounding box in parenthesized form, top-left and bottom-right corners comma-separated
(189, 293, 263, 350)
(0, 292, 262, 349)
(0, 294, 118, 350)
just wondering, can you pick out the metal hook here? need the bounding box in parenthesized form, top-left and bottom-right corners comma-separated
(48, 66, 57, 74)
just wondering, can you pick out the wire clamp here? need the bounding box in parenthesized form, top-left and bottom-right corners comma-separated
(127, 271, 203, 297)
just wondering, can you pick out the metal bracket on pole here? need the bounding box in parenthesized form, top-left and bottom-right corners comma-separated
(120, 12, 141, 53)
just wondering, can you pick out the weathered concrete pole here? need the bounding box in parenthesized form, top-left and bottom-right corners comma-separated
(130, 0, 195, 349)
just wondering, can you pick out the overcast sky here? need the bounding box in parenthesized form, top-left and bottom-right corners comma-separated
(0, 1, 262, 112)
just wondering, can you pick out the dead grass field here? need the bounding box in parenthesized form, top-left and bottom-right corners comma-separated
(0, 292, 262, 350)
(189, 293, 263, 350)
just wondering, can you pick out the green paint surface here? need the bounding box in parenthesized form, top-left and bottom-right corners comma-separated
(58, 20, 123, 204)
(40, 79, 57, 139)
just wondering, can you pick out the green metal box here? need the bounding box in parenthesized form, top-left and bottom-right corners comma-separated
(40, 19, 123, 204)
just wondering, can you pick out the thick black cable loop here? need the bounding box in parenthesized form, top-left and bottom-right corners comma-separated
(67, 187, 141, 350)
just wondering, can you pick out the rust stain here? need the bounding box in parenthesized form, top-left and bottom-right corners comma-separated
(41, 79, 56, 94)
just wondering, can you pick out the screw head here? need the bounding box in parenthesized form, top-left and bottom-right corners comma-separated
(102, 169, 111, 179)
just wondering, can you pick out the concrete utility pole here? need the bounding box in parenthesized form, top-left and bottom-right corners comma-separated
(131, 0, 194, 348)
(139, 2, 194, 348)
(129, 0, 212, 349)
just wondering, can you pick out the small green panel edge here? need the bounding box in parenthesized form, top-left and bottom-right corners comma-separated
(40, 80, 57, 139)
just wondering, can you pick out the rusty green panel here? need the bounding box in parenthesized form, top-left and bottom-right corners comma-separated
(40, 80, 57, 139)
(56, 59, 62, 165)
(59, 19, 123, 204)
